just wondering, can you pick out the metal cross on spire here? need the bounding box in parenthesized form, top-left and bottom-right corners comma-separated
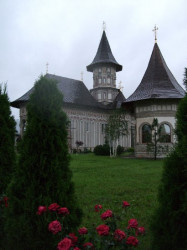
(46, 62, 49, 74)
(152, 25, 158, 43)
(81, 71, 83, 81)
(103, 21, 106, 31)
(118, 81, 124, 92)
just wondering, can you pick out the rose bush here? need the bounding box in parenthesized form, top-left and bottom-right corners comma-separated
(101, 209, 113, 220)
(48, 220, 62, 234)
(0, 196, 8, 208)
(36, 201, 145, 249)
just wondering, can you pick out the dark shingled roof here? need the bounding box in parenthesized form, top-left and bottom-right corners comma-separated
(11, 74, 106, 109)
(87, 31, 122, 72)
(126, 43, 185, 103)
(108, 90, 126, 109)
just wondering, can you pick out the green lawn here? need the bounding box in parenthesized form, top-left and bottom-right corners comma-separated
(70, 153, 163, 250)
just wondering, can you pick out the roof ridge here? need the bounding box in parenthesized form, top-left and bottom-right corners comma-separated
(46, 73, 83, 83)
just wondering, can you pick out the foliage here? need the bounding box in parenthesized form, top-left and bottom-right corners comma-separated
(38, 201, 145, 249)
(93, 144, 110, 156)
(116, 145, 124, 156)
(105, 108, 128, 157)
(76, 141, 83, 148)
(151, 69, 187, 249)
(183, 67, 187, 90)
(0, 84, 16, 248)
(0, 84, 16, 194)
(83, 147, 92, 154)
(146, 118, 170, 160)
(125, 147, 134, 153)
(4, 76, 82, 250)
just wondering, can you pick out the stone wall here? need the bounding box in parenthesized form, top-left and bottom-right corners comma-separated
(19, 104, 133, 151)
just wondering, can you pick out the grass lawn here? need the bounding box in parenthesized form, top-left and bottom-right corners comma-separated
(70, 153, 163, 250)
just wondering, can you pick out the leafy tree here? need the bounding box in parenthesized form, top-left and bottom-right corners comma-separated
(105, 108, 128, 157)
(147, 118, 170, 160)
(0, 84, 16, 249)
(151, 69, 187, 249)
(5, 76, 82, 250)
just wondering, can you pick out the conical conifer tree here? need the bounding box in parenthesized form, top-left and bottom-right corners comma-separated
(5, 76, 82, 250)
(151, 69, 187, 249)
(0, 85, 16, 249)
(0, 84, 16, 194)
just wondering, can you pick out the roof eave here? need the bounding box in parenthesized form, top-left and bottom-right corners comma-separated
(87, 62, 122, 72)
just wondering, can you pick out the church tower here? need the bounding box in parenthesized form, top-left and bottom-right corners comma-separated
(87, 30, 122, 105)
(125, 26, 185, 158)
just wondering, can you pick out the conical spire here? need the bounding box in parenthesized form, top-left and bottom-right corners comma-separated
(87, 31, 122, 72)
(126, 43, 185, 102)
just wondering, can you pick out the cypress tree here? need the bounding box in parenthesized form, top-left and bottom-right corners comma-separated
(151, 69, 187, 249)
(0, 84, 16, 194)
(5, 76, 82, 250)
(0, 84, 16, 249)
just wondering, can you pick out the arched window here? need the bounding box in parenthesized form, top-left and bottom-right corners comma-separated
(142, 124, 152, 143)
(159, 123, 171, 142)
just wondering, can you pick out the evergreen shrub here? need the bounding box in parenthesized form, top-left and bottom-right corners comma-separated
(4, 76, 82, 250)
(0, 84, 16, 194)
(151, 69, 187, 249)
(94, 144, 110, 156)
(117, 145, 124, 155)
(0, 84, 16, 248)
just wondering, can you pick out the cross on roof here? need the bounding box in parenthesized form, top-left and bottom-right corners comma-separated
(103, 21, 106, 31)
(81, 71, 83, 81)
(152, 25, 158, 43)
(46, 62, 49, 74)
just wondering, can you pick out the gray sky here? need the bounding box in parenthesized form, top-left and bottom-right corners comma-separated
(1, 0, 186, 119)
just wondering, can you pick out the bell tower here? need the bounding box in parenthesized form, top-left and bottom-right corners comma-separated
(87, 29, 123, 105)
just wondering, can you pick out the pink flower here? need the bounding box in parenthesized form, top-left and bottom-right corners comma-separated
(136, 227, 146, 235)
(126, 236, 139, 246)
(114, 229, 126, 241)
(48, 203, 60, 211)
(48, 220, 62, 234)
(96, 224, 110, 236)
(128, 219, 138, 229)
(58, 207, 69, 216)
(83, 242, 94, 249)
(94, 204, 102, 212)
(78, 227, 88, 235)
(36, 206, 47, 215)
(68, 233, 78, 246)
(58, 237, 72, 250)
(101, 210, 113, 220)
(122, 201, 130, 207)
(73, 248, 81, 250)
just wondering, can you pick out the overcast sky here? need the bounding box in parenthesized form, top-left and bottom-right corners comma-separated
(1, 0, 187, 119)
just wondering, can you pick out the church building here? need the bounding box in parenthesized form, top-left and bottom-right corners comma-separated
(11, 27, 185, 157)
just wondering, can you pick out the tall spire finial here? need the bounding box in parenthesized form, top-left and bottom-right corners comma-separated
(118, 81, 124, 92)
(46, 62, 49, 74)
(152, 25, 158, 43)
(81, 71, 83, 81)
(103, 21, 106, 31)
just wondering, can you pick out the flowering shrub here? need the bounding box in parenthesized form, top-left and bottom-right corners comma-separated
(122, 201, 130, 207)
(96, 224, 110, 236)
(48, 220, 62, 234)
(0, 196, 8, 208)
(37, 201, 145, 249)
(101, 209, 113, 220)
